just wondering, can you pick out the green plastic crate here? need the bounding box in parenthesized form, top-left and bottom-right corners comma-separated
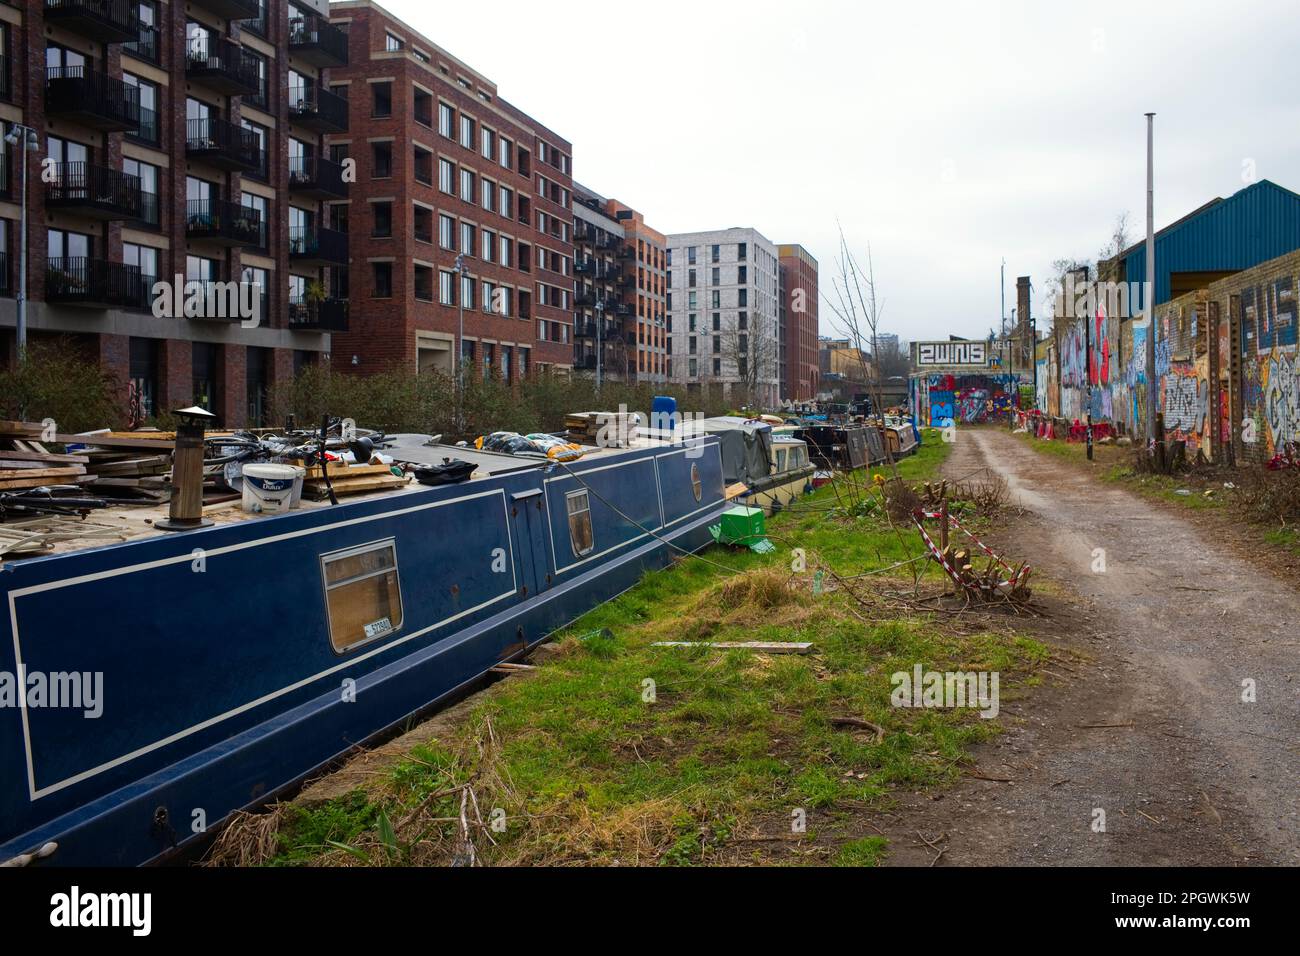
(719, 506, 766, 542)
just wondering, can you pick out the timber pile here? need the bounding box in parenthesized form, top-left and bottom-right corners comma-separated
(0, 420, 88, 493)
(298, 461, 409, 501)
(564, 411, 639, 447)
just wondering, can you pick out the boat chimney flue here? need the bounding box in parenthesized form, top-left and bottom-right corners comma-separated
(157, 406, 217, 532)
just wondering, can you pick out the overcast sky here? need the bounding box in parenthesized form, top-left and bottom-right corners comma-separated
(378, 0, 1300, 344)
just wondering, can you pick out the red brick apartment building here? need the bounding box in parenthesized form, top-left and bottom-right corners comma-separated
(0, 0, 352, 426)
(572, 182, 666, 383)
(328, 0, 574, 379)
(778, 243, 819, 401)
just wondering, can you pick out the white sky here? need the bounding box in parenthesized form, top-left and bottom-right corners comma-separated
(376, 0, 1300, 344)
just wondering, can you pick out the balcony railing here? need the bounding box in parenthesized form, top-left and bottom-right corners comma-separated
(130, 104, 159, 145)
(287, 84, 348, 133)
(186, 117, 264, 172)
(185, 198, 264, 248)
(288, 13, 349, 67)
(46, 66, 140, 132)
(123, 23, 159, 62)
(45, 162, 142, 220)
(185, 34, 261, 96)
(288, 298, 349, 332)
(288, 156, 348, 200)
(289, 226, 348, 266)
(239, 8, 268, 38)
(44, 0, 140, 45)
(191, 0, 259, 20)
(46, 258, 152, 309)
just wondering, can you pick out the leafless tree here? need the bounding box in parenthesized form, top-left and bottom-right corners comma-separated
(720, 308, 779, 411)
(822, 224, 887, 419)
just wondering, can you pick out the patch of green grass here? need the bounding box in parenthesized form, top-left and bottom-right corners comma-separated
(834, 836, 889, 867)
(268, 431, 1048, 867)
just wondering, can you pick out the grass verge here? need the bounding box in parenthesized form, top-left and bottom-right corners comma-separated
(245, 434, 1047, 868)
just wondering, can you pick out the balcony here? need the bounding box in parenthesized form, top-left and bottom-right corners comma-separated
(289, 226, 348, 266)
(191, 0, 259, 19)
(123, 23, 159, 62)
(45, 67, 140, 132)
(575, 355, 597, 371)
(43, 0, 140, 45)
(617, 244, 635, 260)
(46, 258, 152, 310)
(185, 35, 261, 96)
(186, 117, 264, 172)
(45, 163, 142, 220)
(288, 156, 348, 200)
(575, 292, 600, 309)
(288, 13, 349, 67)
(573, 225, 596, 246)
(185, 199, 264, 248)
(613, 303, 634, 318)
(287, 85, 348, 133)
(288, 298, 349, 332)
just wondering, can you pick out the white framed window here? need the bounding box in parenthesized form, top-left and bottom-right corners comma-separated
(566, 490, 594, 557)
(320, 540, 403, 654)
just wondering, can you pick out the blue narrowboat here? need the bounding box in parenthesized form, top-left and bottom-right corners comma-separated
(0, 435, 726, 866)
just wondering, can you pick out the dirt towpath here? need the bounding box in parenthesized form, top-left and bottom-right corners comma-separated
(882, 427, 1297, 867)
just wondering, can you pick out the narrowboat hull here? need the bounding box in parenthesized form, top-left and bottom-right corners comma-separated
(0, 438, 726, 866)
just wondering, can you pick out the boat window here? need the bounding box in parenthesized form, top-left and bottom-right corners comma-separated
(566, 490, 595, 557)
(690, 463, 702, 502)
(776, 449, 787, 472)
(320, 540, 404, 653)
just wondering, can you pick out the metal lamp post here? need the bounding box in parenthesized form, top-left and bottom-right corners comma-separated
(453, 253, 466, 434)
(5, 123, 41, 364)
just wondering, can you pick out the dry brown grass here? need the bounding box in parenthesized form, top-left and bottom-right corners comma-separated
(202, 805, 289, 867)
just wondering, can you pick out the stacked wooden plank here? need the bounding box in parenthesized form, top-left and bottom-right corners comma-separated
(298, 461, 409, 501)
(564, 411, 639, 447)
(0, 421, 88, 492)
(60, 430, 176, 502)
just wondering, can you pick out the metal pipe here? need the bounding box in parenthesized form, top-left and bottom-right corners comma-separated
(1145, 113, 1158, 445)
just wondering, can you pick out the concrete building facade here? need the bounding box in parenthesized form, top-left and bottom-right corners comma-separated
(0, 0, 351, 426)
(666, 226, 779, 408)
(325, 0, 574, 379)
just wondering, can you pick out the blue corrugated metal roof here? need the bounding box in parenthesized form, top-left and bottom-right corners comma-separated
(1123, 179, 1300, 307)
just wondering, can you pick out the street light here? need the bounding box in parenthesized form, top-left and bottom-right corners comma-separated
(453, 252, 466, 434)
(5, 123, 41, 364)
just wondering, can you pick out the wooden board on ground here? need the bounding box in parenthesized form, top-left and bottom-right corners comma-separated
(302, 474, 409, 501)
(301, 462, 395, 481)
(0, 450, 90, 465)
(651, 642, 815, 655)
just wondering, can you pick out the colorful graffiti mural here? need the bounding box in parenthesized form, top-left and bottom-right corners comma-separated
(1161, 361, 1210, 454)
(924, 374, 1022, 426)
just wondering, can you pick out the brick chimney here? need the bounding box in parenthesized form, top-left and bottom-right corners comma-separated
(1016, 276, 1032, 332)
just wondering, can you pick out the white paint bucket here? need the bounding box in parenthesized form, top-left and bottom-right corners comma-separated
(289, 465, 307, 509)
(242, 464, 301, 515)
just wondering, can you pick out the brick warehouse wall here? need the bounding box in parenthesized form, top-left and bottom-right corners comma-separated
(0, 0, 344, 427)
(778, 244, 819, 402)
(328, 1, 574, 379)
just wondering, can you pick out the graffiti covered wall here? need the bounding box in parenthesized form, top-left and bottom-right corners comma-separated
(923, 373, 1024, 426)
(1237, 272, 1299, 460)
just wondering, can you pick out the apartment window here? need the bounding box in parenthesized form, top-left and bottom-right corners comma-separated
(123, 158, 159, 226)
(499, 185, 513, 219)
(688, 313, 697, 332)
(439, 213, 455, 250)
(738, 242, 748, 260)
(460, 222, 475, 256)
(459, 115, 474, 149)
(499, 137, 512, 170)
(461, 274, 475, 309)
(246, 50, 269, 110)
(738, 289, 748, 307)
(439, 158, 454, 194)
(372, 201, 393, 237)
(711, 244, 720, 263)
(687, 247, 697, 265)
(242, 192, 268, 247)
(712, 313, 720, 332)
(499, 235, 512, 267)
(372, 141, 393, 178)
(123, 73, 159, 144)
(713, 358, 722, 376)
(689, 358, 698, 378)
(414, 145, 433, 184)
(372, 82, 392, 117)
(738, 312, 748, 330)
(320, 540, 403, 654)
(413, 204, 432, 244)
(712, 335, 720, 354)
(481, 281, 495, 313)
(711, 291, 721, 309)
(711, 267, 720, 285)
(738, 265, 747, 284)
(439, 102, 453, 138)
(481, 229, 495, 262)
(439, 269, 455, 305)
(414, 263, 433, 301)
(385, 32, 404, 52)
(367, 261, 394, 299)
(566, 491, 594, 557)
(480, 127, 494, 160)
(413, 87, 433, 127)
(688, 337, 697, 355)
(460, 168, 475, 203)
(123, 242, 158, 288)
